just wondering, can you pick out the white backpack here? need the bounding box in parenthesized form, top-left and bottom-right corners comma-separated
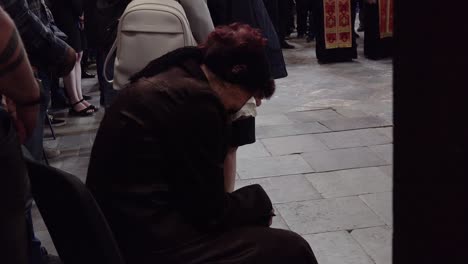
(104, 0, 197, 90)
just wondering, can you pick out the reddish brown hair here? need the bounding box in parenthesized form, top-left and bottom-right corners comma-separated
(199, 23, 276, 99)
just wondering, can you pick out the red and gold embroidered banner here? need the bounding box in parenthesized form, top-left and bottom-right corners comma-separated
(379, 0, 394, 38)
(323, 0, 352, 49)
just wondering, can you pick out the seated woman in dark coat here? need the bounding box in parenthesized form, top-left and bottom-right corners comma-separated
(86, 23, 318, 264)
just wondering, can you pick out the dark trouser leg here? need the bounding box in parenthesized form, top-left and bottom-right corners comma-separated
(296, 0, 308, 36)
(278, 0, 290, 41)
(287, 0, 296, 34)
(24, 70, 50, 161)
(96, 48, 117, 108)
(358, 0, 364, 28)
(49, 72, 68, 109)
(25, 209, 42, 264)
(307, 0, 316, 39)
(0, 110, 28, 264)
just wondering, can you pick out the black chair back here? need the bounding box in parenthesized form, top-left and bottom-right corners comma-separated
(26, 158, 125, 264)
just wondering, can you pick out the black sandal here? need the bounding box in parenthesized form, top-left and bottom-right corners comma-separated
(87, 104, 99, 112)
(80, 98, 99, 112)
(69, 99, 94, 117)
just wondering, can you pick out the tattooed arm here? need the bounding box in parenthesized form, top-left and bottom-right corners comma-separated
(0, 6, 39, 141)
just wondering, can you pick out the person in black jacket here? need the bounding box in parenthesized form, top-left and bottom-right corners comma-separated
(87, 23, 318, 264)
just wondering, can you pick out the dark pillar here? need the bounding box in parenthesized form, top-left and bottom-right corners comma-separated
(394, 0, 468, 263)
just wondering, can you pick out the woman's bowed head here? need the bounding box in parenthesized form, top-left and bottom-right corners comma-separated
(199, 23, 276, 102)
(197, 23, 276, 114)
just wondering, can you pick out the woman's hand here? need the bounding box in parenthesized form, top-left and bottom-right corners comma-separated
(5, 97, 38, 143)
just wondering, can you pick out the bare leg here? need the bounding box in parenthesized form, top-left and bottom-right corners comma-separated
(75, 52, 86, 105)
(63, 54, 87, 112)
(224, 147, 238, 192)
(76, 52, 97, 110)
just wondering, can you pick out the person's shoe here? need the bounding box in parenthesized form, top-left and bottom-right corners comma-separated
(81, 70, 96, 79)
(40, 247, 62, 264)
(46, 115, 67, 127)
(297, 33, 305, 39)
(357, 25, 364, 32)
(281, 41, 295, 49)
(44, 148, 61, 159)
(306, 36, 315, 43)
(83, 95, 92, 100)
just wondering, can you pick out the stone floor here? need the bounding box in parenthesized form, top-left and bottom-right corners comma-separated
(34, 32, 393, 264)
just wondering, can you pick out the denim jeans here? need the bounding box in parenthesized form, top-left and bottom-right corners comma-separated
(24, 69, 50, 161)
(0, 109, 29, 264)
(25, 209, 43, 264)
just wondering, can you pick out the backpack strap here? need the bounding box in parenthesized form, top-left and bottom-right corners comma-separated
(103, 39, 117, 83)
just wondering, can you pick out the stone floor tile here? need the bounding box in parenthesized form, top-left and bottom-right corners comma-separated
(61, 156, 90, 171)
(31, 204, 47, 232)
(303, 231, 374, 264)
(43, 138, 59, 149)
(237, 155, 314, 179)
(351, 227, 392, 264)
(60, 156, 90, 182)
(47, 120, 100, 137)
(376, 127, 393, 140)
(301, 147, 389, 172)
(271, 206, 290, 230)
(319, 116, 391, 131)
(276, 197, 384, 235)
(305, 167, 392, 198)
(48, 159, 64, 170)
(255, 114, 293, 127)
(359, 192, 393, 226)
(35, 230, 58, 256)
(334, 107, 370, 118)
(58, 149, 80, 159)
(57, 133, 94, 151)
(261, 134, 329, 156)
(285, 109, 343, 123)
(78, 147, 93, 157)
(378, 165, 393, 178)
(256, 122, 330, 139)
(235, 174, 321, 203)
(237, 141, 271, 159)
(316, 129, 392, 149)
(370, 144, 393, 164)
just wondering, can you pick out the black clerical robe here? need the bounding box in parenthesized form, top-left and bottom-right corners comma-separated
(313, 0, 358, 63)
(364, 0, 393, 59)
